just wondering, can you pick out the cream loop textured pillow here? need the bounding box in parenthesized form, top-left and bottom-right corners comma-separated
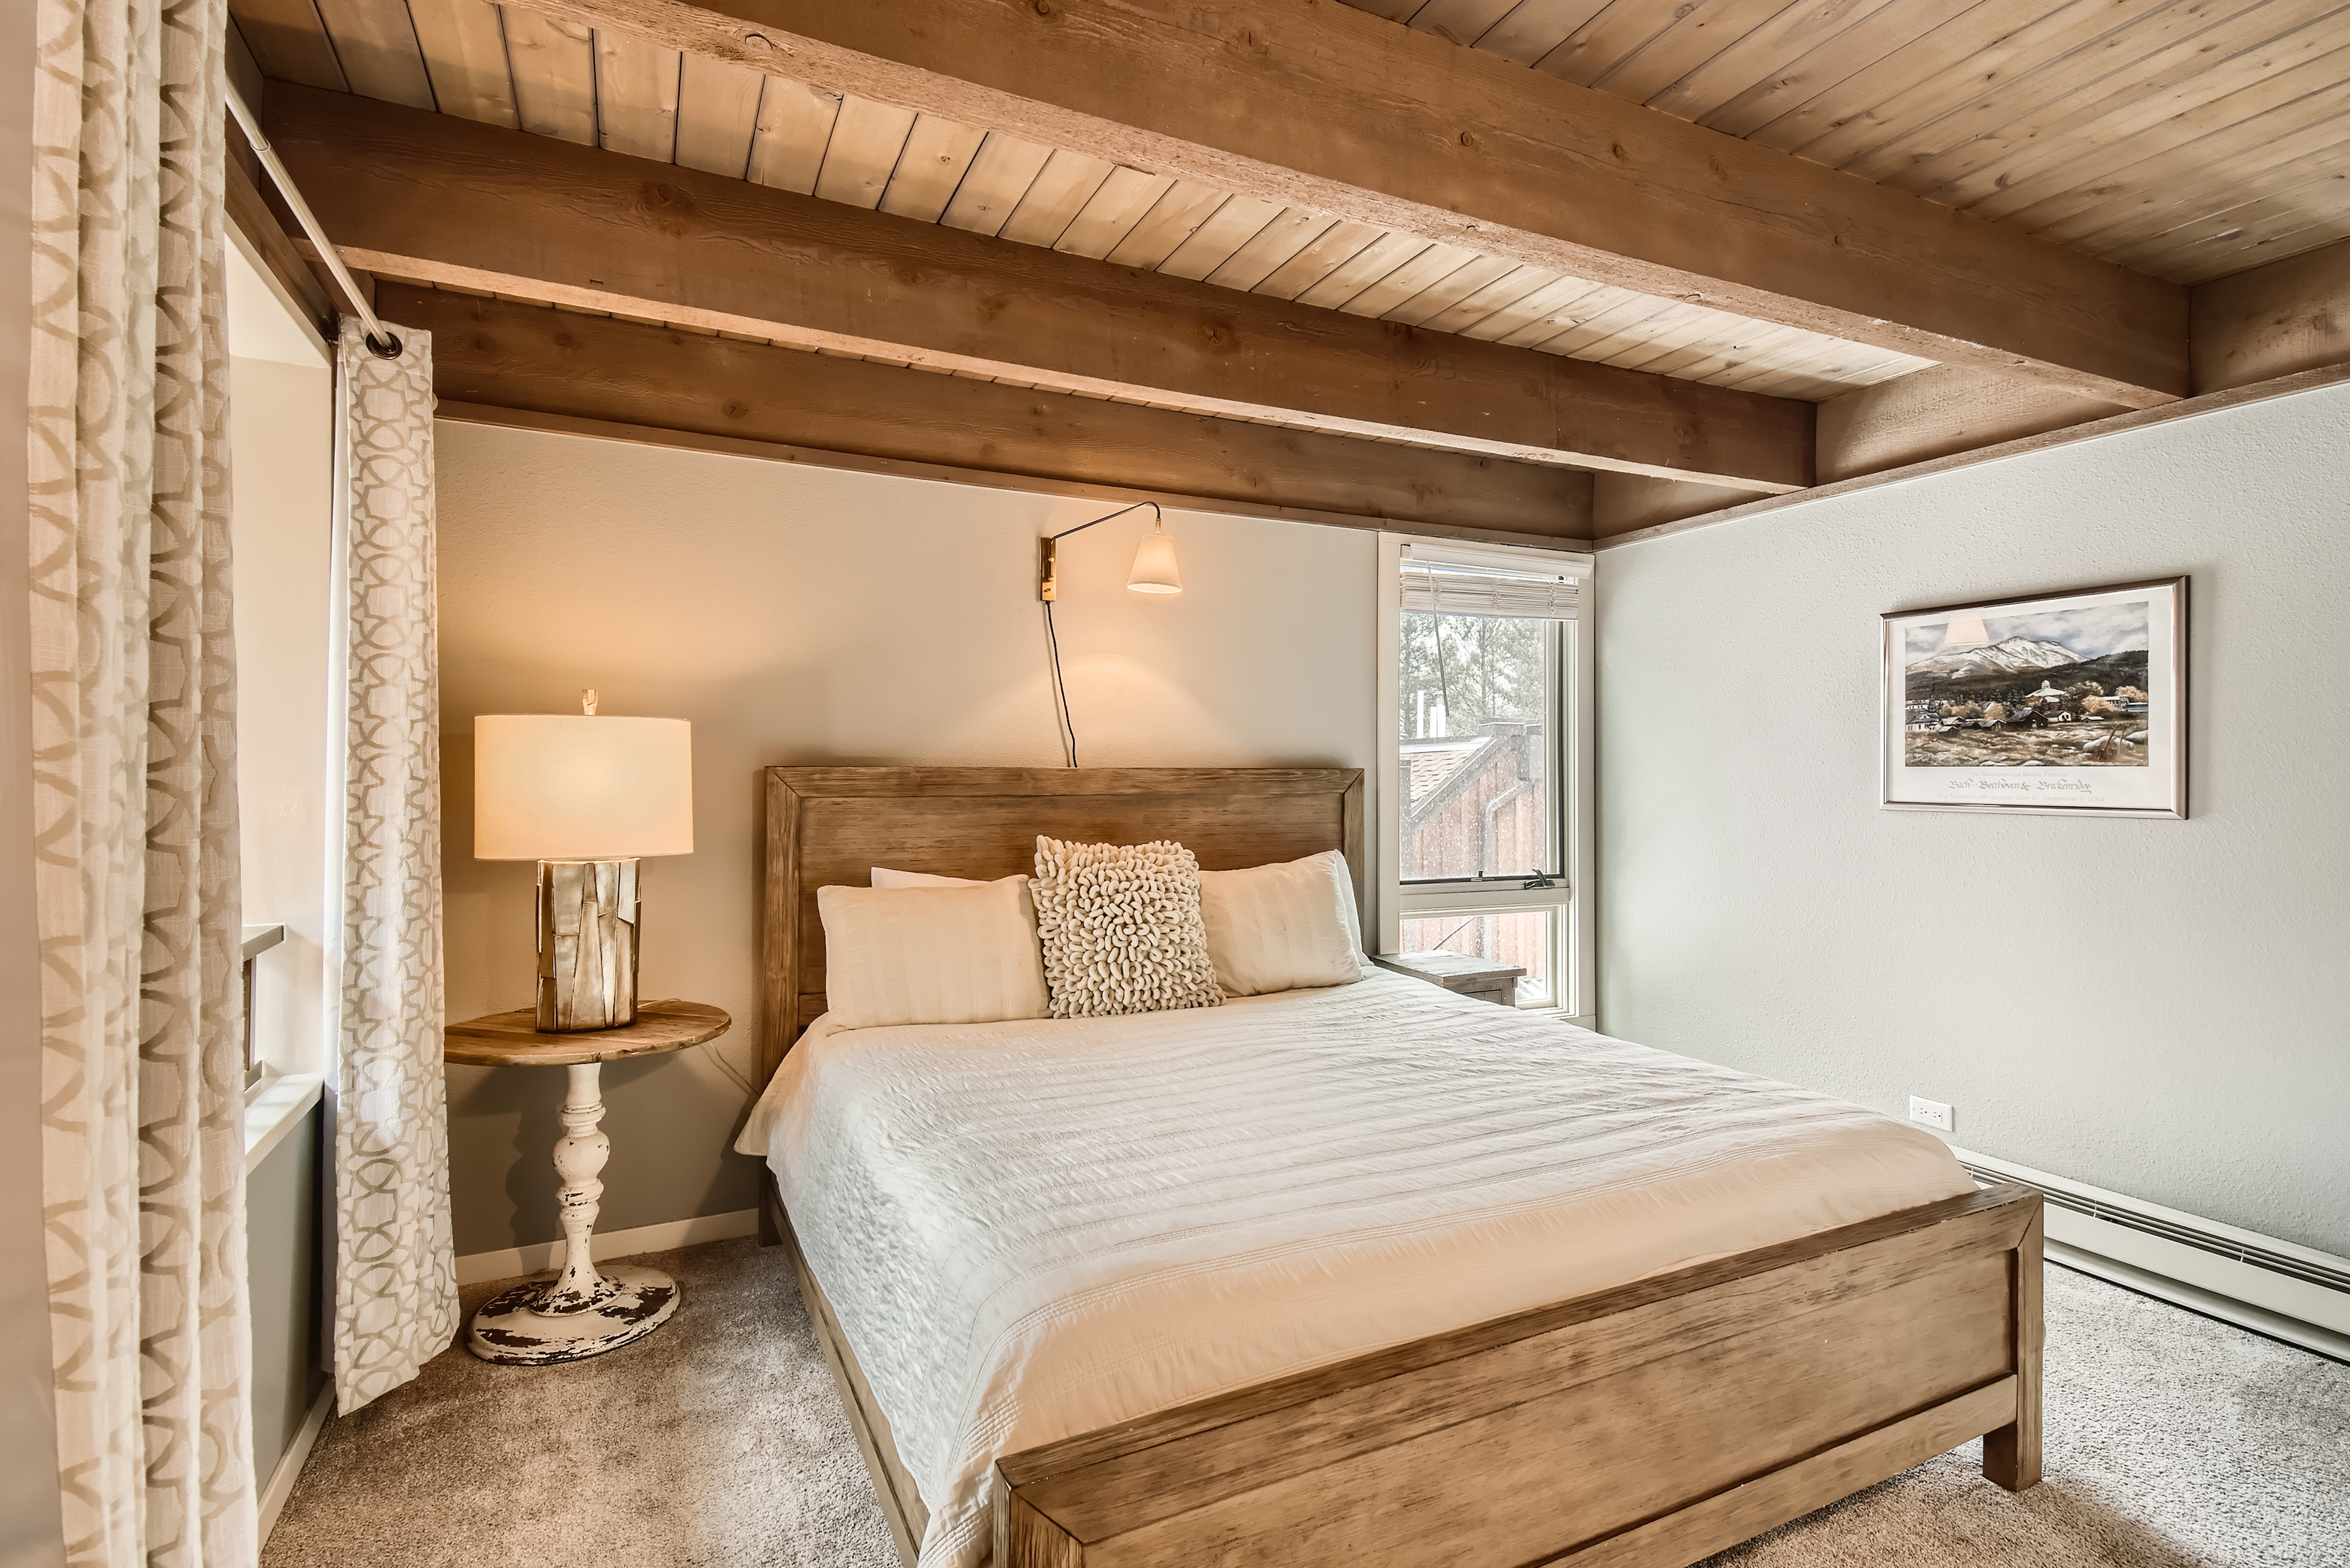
(1030, 836, 1224, 1019)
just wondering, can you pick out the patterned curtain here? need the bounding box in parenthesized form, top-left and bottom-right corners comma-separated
(28, 0, 255, 1559)
(327, 318, 458, 1410)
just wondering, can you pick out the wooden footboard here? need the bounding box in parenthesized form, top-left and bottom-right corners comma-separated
(990, 1183, 2043, 1568)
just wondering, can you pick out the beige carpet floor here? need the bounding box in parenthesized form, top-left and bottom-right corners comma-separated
(264, 1240, 2349, 1568)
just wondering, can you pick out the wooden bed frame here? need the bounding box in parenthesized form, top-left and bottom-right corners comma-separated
(755, 766, 2042, 1568)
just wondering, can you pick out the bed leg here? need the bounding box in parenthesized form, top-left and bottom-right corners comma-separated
(1982, 1200, 2043, 1491)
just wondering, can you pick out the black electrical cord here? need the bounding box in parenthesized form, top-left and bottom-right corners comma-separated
(1044, 599, 1079, 768)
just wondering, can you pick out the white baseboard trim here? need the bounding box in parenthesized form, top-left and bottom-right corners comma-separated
(454, 1208, 761, 1287)
(2048, 1242, 2350, 1364)
(258, 1381, 333, 1546)
(1950, 1144, 2350, 1364)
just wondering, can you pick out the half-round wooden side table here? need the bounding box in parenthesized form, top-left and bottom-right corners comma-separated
(445, 999, 731, 1366)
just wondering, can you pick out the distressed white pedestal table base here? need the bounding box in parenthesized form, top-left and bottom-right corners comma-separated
(444, 1001, 732, 1366)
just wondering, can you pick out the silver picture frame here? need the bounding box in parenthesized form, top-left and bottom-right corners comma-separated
(1881, 577, 2188, 819)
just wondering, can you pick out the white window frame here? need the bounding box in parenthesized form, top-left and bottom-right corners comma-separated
(1374, 534, 1596, 1026)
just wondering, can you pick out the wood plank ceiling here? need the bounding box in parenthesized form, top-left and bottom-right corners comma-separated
(228, 0, 1938, 402)
(1346, 0, 2350, 287)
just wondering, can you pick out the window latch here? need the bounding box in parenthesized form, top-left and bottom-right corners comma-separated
(1521, 869, 1556, 890)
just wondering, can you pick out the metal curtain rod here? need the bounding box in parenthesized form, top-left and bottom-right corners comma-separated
(222, 82, 403, 360)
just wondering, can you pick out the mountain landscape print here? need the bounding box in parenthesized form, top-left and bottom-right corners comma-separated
(1902, 599, 2153, 768)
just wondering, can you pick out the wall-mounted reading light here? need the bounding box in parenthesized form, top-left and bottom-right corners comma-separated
(1035, 502, 1183, 768)
(1038, 501, 1183, 601)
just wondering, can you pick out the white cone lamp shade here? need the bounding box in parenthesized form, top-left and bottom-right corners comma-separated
(476, 713, 692, 1031)
(1126, 527, 1183, 595)
(476, 715, 693, 860)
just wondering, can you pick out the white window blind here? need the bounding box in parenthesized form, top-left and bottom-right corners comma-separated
(1400, 557, 1581, 619)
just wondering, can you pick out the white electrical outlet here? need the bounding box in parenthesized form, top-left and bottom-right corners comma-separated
(1907, 1095, 1954, 1133)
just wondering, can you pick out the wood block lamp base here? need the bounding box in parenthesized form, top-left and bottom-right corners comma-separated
(536, 856, 640, 1032)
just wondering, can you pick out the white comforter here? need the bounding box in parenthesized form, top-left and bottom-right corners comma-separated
(738, 973, 1971, 1568)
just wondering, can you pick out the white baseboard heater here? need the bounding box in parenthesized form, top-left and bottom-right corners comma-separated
(1952, 1145, 2350, 1363)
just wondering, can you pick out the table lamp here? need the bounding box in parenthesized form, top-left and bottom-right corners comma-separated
(475, 693, 693, 1031)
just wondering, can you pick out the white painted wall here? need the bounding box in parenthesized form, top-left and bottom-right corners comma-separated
(435, 424, 1379, 1252)
(1597, 381, 2350, 1257)
(228, 353, 333, 1080)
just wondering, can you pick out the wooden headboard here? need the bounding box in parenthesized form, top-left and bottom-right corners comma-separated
(757, 766, 1365, 1086)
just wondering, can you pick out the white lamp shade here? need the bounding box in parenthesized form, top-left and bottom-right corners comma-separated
(475, 714, 693, 860)
(1126, 529, 1182, 594)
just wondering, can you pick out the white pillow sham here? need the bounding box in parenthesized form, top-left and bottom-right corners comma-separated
(870, 866, 986, 888)
(1196, 849, 1367, 997)
(817, 878, 1048, 1029)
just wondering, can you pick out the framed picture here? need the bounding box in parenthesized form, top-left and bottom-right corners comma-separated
(1882, 578, 2187, 818)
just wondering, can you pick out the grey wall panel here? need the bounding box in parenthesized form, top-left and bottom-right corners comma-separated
(1597, 378, 2350, 1257)
(245, 1110, 326, 1490)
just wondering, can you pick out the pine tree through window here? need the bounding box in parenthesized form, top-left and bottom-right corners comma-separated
(1379, 540, 1589, 1016)
(1398, 611, 1552, 883)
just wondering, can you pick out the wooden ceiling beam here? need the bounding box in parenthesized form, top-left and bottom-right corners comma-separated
(2191, 239, 2350, 394)
(1591, 475, 1775, 541)
(261, 85, 1811, 494)
(224, 151, 335, 335)
(1596, 361, 2350, 551)
(506, 0, 2189, 407)
(1814, 366, 2131, 486)
(393, 284, 1599, 543)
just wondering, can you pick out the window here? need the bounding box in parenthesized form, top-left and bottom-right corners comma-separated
(225, 227, 334, 1102)
(1377, 537, 1593, 1020)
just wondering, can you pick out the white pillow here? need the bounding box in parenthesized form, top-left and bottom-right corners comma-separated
(817, 879, 1048, 1029)
(870, 866, 986, 888)
(1197, 850, 1366, 997)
